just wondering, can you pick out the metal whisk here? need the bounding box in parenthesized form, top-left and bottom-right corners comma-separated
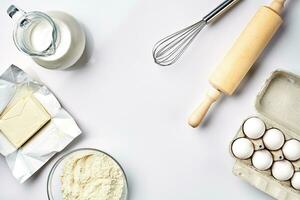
(152, 0, 241, 66)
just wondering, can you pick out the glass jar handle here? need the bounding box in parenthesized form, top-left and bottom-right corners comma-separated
(7, 5, 26, 22)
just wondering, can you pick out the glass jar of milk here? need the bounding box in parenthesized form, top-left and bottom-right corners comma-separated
(7, 5, 85, 69)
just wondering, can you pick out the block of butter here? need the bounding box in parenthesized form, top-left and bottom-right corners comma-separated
(0, 95, 51, 148)
(0, 65, 81, 183)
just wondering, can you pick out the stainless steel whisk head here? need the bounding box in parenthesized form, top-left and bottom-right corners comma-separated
(152, 0, 241, 66)
(153, 21, 206, 66)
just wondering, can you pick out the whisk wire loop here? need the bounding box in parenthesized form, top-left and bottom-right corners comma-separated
(152, 0, 241, 66)
(152, 20, 206, 66)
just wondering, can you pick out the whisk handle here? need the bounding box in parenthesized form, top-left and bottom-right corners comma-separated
(203, 0, 241, 24)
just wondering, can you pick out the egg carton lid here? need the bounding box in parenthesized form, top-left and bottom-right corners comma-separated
(255, 70, 300, 140)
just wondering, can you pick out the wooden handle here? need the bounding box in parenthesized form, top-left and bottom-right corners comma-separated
(188, 88, 222, 128)
(270, 0, 286, 14)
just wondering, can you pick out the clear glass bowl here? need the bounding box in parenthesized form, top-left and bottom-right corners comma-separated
(47, 148, 128, 200)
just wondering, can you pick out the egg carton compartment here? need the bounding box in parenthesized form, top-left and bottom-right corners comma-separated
(230, 70, 300, 200)
(231, 117, 300, 199)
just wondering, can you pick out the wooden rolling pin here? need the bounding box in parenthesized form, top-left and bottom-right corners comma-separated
(188, 0, 286, 128)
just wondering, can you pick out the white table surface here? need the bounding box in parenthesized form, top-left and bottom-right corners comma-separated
(0, 0, 299, 199)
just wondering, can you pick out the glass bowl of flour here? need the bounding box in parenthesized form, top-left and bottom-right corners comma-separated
(47, 148, 128, 200)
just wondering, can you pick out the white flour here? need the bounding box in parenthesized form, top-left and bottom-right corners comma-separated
(61, 151, 125, 200)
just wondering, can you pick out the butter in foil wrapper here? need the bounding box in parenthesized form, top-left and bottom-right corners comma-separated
(0, 65, 81, 183)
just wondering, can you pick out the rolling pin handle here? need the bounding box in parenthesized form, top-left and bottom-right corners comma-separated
(270, 0, 286, 14)
(188, 87, 222, 128)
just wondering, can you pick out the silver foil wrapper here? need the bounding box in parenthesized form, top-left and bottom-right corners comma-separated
(0, 65, 81, 183)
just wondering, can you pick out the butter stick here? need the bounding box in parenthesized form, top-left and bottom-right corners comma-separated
(0, 95, 50, 148)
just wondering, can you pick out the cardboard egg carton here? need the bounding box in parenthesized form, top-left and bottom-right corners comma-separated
(231, 70, 300, 200)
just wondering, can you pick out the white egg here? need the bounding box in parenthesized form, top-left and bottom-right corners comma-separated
(252, 150, 273, 171)
(282, 139, 300, 161)
(263, 128, 285, 150)
(272, 160, 294, 181)
(243, 117, 266, 139)
(291, 172, 300, 190)
(231, 138, 254, 160)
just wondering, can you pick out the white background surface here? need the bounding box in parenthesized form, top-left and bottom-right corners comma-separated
(0, 0, 299, 199)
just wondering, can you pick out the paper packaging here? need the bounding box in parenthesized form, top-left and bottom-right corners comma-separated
(230, 70, 300, 200)
(0, 65, 81, 183)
